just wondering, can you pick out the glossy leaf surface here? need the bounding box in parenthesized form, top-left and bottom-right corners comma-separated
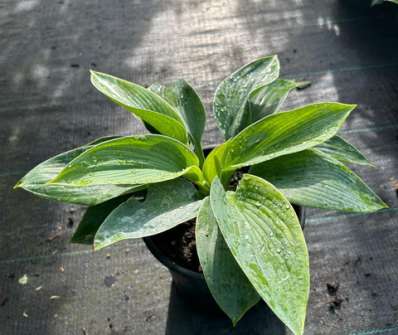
(196, 198, 260, 325)
(243, 79, 299, 125)
(90, 71, 188, 143)
(316, 136, 372, 166)
(204, 102, 356, 183)
(51, 135, 205, 187)
(86, 135, 121, 145)
(149, 80, 206, 164)
(15, 146, 139, 205)
(94, 179, 202, 250)
(71, 194, 132, 244)
(250, 149, 387, 213)
(214, 56, 280, 139)
(210, 176, 309, 335)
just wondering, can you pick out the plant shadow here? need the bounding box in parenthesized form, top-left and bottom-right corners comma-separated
(165, 282, 288, 335)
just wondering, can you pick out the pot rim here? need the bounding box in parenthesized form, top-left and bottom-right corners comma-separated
(143, 206, 306, 280)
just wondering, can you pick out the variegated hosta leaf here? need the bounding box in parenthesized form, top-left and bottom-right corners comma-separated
(210, 176, 309, 335)
(196, 197, 260, 325)
(90, 71, 188, 143)
(214, 55, 280, 139)
(250, 149, 387, 213)
(203, 144, 229, 185)
(71, 194, 132, 244)
(203, 102, 356, 183)
(243, 79, 299, 126)
(14, 145, 140, 206)
(94, 179, 203, 250)
(316, 136, 372, 166)
(149, 80, 206, 164)
(86, 135, 121, 145)
(50, 135, 207, 189)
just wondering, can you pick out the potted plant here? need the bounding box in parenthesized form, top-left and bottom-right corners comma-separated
(15, 55, 387, 335)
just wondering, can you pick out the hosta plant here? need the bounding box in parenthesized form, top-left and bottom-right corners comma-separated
(15, 55, 387, 335)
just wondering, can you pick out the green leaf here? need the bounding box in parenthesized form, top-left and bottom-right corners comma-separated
(250, 149, 387, 213)
(90, 71, 188, 143)
(149, 80, 206, 165)
(196, 197, 260, 325)
(71, 194, 132, 244)
(210, 175, 309, 335)
(316, 136, 372, 166)
(203, 144, 229, 184)
(15, 146, 140, 205)
(94, 178, 203, 250)
(86, 135, 121, 145)
(214, 55, 280, 139)
(204, 102, 356, 183)
(50, 135, 207, 190)
(243, 79, 299, 126)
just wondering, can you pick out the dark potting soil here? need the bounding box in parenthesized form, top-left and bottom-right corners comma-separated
(150, 218, 200, 272)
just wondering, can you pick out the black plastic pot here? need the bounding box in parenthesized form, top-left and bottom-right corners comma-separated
(143, 206, 306, 312)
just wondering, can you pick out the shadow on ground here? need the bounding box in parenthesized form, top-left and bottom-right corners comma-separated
(166, 283, 286, 335)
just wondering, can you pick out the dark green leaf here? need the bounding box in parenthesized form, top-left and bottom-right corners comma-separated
(149, 80, 206, 164)
(203, 102, 356, 183)
(51, 135, 207, 189)
(210, 175, 309, 335)
(214, 55, 280, 139)
(250, 149, 387, 213)
(94, 179, 203, 250)
(90, 71, 188, 143)
(71, 194, 132, 244)
(15, 146, 140, 205)
(196, 197, 260, 325)
(316, 136, 372, 166)
(243, 79, 299, 126)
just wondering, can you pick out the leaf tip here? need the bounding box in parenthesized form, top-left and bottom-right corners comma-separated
(295, 81, 312, 90)
(93, 242, 103, 251)
(13, 180, 23, 190)
(346, 103, 357, 111)
(231, 318, 239, 328)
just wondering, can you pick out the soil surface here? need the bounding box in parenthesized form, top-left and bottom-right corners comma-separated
(150, 218, 200, 272)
